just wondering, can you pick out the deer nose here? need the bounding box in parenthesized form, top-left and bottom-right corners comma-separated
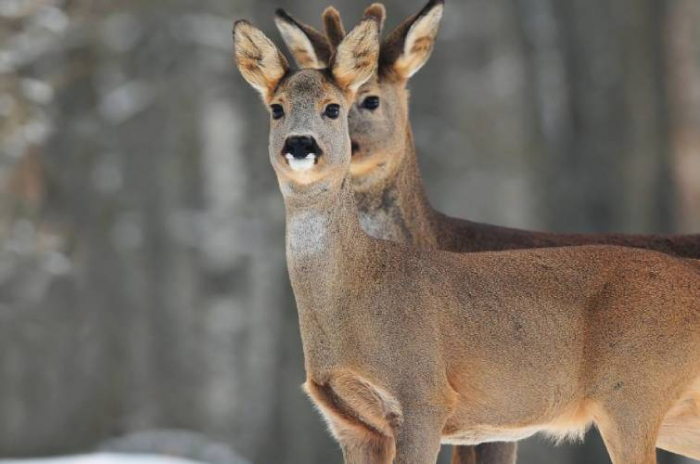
(283, 135, 319, 159)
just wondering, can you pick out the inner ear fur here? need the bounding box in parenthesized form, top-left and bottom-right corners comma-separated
(380, 0, 444, 80)
(233, 20, 289, 100)
(330, 17, 381, 93)
(275, 9, 332, 69)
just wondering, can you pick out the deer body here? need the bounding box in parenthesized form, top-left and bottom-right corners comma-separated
(352, 124, 700, 257)
(288, 177, 700, 464)
(234, 13, 700, 464)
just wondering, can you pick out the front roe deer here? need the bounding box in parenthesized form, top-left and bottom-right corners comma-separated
(233, 15, 700, 464)
(274, 2, 700, 463)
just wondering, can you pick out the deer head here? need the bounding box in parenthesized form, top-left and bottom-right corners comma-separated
(274, 0, 444, 190)
(234, 17, 381, 203)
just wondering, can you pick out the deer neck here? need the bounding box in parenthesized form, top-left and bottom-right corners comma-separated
(284, 177, 373, 370)
(354, 126, 439, 248)
(284, 177, 371, 311)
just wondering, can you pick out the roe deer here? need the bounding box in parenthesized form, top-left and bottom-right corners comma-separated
(233, 15, 700, 464)
(273, 0, 700, 254)
(274, 2, 700, 463)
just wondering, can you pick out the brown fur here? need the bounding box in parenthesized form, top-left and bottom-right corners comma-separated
(323, 6, 347, 50)
(345, 4, 700, 460)
(233, 20, 289, 101)
(274, 9, 332, 69)
(379, 0, 443, 81)
(279, 5, 387, 72)
(362, 4, 387, 36)
(239, 9, 700, 464)
(329, 19, 382, 92)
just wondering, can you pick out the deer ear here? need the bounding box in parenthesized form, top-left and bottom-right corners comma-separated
(381, 0, 443, 80)
(363, 3, 386, 35)
(233, 20, 289, 100)
(330, 18, 380, 92)
(274, 9, 331, 69)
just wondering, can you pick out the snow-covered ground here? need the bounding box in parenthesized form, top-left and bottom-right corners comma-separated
(0, 454, 206, 464)
(0, 430, 251, 464)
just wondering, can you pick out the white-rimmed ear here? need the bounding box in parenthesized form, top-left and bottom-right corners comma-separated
(380, 0, 444, 80)
(233, 20, 289, 100)
(274, 9, 331, 69)
(330, 17, 381, 93)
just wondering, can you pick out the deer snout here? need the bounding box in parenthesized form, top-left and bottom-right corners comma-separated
(282, 136, 322, 172)
(283, 136, 320, 159)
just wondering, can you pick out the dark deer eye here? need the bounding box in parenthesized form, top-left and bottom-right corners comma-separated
(362, 96, 380, 110)
(271, 104, 284, 120)
(324, 103, 340, 119)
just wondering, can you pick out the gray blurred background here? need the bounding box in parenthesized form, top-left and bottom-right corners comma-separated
(1, 0, 699, 463)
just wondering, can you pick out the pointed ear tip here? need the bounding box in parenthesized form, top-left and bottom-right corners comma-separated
(421, 0, 445, 15)
(233, 19, 250, 29)
(233, 19, 254, 37)
(415, 0, 444, 23)
(274, 8, 292, 22)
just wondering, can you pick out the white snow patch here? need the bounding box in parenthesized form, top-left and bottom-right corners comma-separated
(0, 453, 206, 464)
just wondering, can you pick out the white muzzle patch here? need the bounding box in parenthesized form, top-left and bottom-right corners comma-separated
(285, 153, 317, 172)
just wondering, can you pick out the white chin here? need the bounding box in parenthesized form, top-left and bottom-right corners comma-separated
(286, 153, 317, 172)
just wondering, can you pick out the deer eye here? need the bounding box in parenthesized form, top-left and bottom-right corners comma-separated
(324, 103, 340, 119)
(361, 96, 380, 110)
(271, 104, 284, 120)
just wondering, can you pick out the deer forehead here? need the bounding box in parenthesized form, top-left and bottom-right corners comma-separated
(274, 69, 345, 106)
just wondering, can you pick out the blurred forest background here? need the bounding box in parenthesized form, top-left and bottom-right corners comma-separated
(1, 0, 700, 463)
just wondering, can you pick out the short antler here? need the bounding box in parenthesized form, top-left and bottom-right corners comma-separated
(322, 6, 346, 50)
(324, 4, 385, 54)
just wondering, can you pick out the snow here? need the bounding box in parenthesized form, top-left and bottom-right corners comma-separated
(0, 453, 206, 464)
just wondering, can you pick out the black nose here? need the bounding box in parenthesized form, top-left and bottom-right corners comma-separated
(283, 136, 320, 159)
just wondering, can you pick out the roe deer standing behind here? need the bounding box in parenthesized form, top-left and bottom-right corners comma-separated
(233, 14, 700, 464)
(273, 0, 700, 255)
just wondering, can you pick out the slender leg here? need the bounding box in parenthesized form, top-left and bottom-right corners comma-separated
(451, 445, 477, 464)
(452, 443, 517, 464)
(475, 443, 517, 464)
(393, 410, 444, 464)
(339, 431, 395, 464)
(596, 409, 661, 464)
